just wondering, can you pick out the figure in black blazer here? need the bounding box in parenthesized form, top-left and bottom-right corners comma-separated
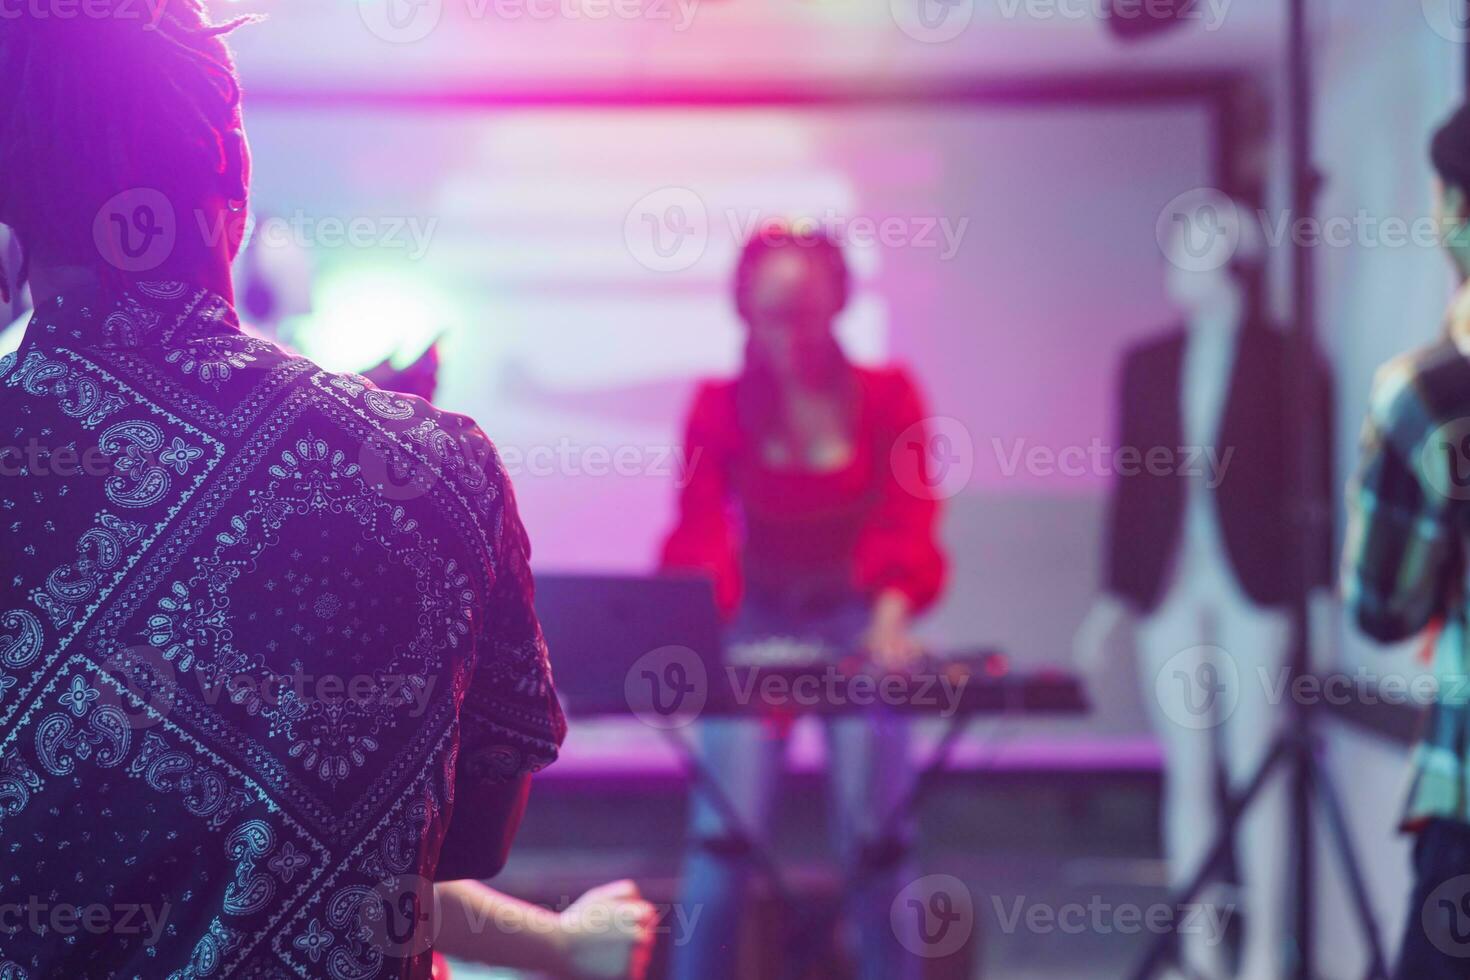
(1105, 321, 1335, 614)
(1076, 203, 1333, 980)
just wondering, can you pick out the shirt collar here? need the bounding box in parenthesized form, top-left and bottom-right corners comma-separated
(21, 280, 241, 352)
(1186, 307, 1241, 339)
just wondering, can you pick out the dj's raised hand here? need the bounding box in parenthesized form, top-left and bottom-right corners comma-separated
(1073, 594, 1137, 676)
(866, 590, 923, 672)
(555, 879, 658, 980)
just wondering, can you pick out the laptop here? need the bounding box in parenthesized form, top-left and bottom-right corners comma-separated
(532, 572, 725, 720)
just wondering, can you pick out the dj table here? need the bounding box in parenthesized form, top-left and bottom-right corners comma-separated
(534, 574, 1091, 978)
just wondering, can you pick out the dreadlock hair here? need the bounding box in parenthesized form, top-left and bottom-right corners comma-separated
(1433, 104, 1470, 197)
(0, 1, 258, 299)
(732, 218, 858, 452)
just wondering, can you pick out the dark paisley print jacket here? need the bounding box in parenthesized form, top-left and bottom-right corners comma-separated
(0, 282, 566, 979)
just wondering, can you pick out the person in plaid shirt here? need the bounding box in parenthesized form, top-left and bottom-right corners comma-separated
(1345, 103, 1470, 978)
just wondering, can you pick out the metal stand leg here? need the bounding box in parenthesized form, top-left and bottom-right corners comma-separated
(660, 726, 799, 911)
(1129, 738, 1292, 980)
(776, 709, 986, 980)
(1127, 731, 1388, 980)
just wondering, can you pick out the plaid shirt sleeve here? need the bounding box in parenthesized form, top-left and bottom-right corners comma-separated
(1342, 355, 1458, 643)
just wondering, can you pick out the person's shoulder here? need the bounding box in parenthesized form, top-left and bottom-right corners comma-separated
(1368, 339, 1470, 440)
(854, 362, 922, 396)
(304, 365, 501, 466)
(1122, 326, 1187, 366)
(683, 375, 740, 430)
(690, 375, 738, 403)
(284, 364, 511, 545)
(277, 349, 447, 421)
(1377, 338, 1467, 387)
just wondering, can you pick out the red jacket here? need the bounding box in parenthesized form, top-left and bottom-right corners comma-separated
(661, 365, 947, 618)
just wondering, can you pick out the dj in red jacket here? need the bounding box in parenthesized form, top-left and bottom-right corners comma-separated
(661, 221, 946, 980)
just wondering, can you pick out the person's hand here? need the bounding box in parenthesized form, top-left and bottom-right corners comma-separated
(554, 879, 657, 980)
(1305, 587, 1337, 674)
(865, 590, 923, 672)
(1073, 595, 1136, 677)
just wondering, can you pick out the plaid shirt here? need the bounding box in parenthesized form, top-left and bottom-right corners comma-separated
(1343, 338, 1470, 826)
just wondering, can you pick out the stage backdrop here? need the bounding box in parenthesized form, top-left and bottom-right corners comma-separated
(238, 100, 1216, 734)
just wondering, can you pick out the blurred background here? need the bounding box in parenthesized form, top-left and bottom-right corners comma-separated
(6, 1, 1465, 976)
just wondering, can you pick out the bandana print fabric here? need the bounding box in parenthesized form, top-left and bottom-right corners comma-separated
(0, 282, 565, 979)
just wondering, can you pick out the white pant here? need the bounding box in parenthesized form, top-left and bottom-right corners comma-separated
(1136, 562, 1293, 978)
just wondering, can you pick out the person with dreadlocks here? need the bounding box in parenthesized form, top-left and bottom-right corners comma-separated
(0, 6, 621, 978)
(660, 220, 947, 980)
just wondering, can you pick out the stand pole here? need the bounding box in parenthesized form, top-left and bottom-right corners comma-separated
(1286, 1, 1317, 973)
(1131, 2, 1393, 976)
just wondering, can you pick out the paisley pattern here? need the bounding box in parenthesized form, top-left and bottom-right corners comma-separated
(30, 513, 146, 629)
(0, 283, 565, 978)
(0, 609, 43, 704)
